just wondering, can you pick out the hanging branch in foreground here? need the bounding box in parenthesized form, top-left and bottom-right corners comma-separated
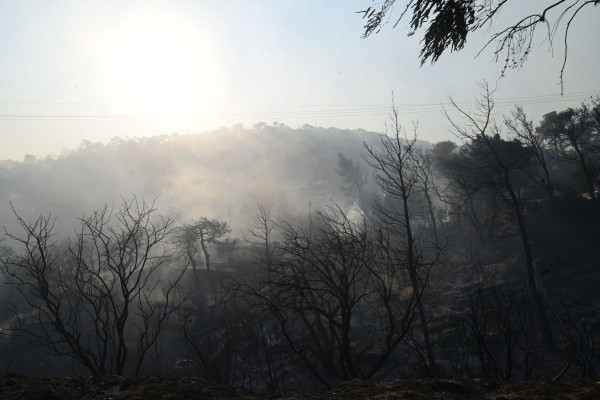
(359, 0, 599, 92)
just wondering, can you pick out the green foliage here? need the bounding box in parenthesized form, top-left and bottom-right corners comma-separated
(361, 0, 476, 65)
(359, 0, 599, 88)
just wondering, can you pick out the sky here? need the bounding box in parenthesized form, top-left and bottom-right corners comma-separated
(0, 0, 598, 161)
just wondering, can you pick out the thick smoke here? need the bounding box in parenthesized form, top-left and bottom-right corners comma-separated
(0, 123, 423, 237)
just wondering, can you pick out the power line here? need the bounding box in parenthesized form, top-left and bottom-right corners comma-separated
(0, 89, 597, 107)
(0, 92, 596, 121)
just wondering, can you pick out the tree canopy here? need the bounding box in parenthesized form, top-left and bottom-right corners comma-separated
(359, 0, 599, 91)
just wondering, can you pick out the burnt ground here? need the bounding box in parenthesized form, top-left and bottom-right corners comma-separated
(1, 376, 599, 399)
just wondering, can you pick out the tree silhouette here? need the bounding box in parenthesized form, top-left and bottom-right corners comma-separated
(444, 82, 557, 350)
(190, 217, 231, 271)
(359, 0, 599, 91)
(2, 199, 185, 375)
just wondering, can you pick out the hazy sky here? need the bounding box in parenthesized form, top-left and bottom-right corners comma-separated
(0, 0, 598, 160)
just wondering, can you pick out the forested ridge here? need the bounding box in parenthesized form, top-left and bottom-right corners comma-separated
(1, 95, 599, 395)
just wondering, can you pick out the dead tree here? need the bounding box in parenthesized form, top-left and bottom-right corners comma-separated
(363, 111, 441, 377)
(505, 106, 557, 224)
(179, 207, 287, 393)
(175, 224, 201, 270)
(557, 301, 600, 379)
(411, 146, 440, 244)
(2, 198, 185, 376)
(233, 204, 428, 388)
(444, 82, 557, 350)
(436, 150, 505, 243)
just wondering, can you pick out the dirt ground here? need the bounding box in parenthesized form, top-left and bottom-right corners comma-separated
(1, 376, 599, 399)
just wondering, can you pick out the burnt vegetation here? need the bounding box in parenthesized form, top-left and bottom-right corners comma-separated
(1, 94, 600, 395)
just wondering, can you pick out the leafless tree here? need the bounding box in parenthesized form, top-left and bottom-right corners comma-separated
(181, 297, 288, 394)
(444, 82, 557, 350)
(174, 224, 201, 270)
(505, 106, 557, 223)
(178, 207, 287, 393)
(181, 301, 244, 386)
(557, 301, 600, 379)
(245, 205, 279, 272)
(363, 110, 442, 377)
(233, 203, 430, 389)
(411, 146, 441, 244)
(1, 198, 185, 376)
(435, 148, 506, 243)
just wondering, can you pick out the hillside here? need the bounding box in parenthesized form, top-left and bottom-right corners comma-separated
(0, 124, 398, 235)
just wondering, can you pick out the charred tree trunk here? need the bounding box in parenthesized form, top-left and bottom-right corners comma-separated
(504, 170, 557, 351)
(200, 235, 211, 271)
(402, 181, 439, 377)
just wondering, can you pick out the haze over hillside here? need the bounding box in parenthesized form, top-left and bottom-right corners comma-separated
(1, 1, 599, 394)
(0, 123, 408, 235)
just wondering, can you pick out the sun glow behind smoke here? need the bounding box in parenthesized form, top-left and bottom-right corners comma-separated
(111, 19, 215, 113)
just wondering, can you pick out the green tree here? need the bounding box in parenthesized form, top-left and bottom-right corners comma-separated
(359, 0, 599, 91)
